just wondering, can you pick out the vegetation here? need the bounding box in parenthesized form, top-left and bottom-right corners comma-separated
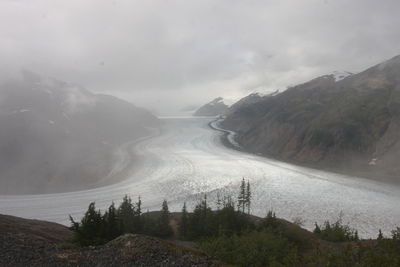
(70, 179, 400, 266)
(69, 196, 172, 246)
(313, 217, 359, 242)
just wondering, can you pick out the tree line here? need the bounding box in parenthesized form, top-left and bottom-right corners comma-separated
(69, 178, 400, 266)
(69, 196, 172, 246)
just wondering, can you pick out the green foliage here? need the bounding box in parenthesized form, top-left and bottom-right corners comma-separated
(179, 194, 254, 240)
(237, 178, 251, 214)
(154, 200, 173, 238)
(200, 229, 299, 267)
(178, 202, 189, 239)
(69, 195, 172, 246)
(392, 227, 400, 241)
(68, 179, 400, 267)
(69, 202, 105, 246)
(102, 202, 121, 241)
(313, 218, 359, 242)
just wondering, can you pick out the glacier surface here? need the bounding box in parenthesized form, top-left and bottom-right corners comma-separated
(0, 117, 399, 238)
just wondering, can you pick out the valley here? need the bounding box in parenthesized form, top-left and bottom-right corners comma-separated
(0, 117, 399, 238)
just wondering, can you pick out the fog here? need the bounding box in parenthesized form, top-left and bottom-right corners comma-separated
(0, 0, 400, 242)
(1, 0, 400, 114)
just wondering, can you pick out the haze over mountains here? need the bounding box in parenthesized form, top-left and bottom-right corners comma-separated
(0, 71, 159, 194)
(222, 55, 400, 182)
(193, 97, 229, 116)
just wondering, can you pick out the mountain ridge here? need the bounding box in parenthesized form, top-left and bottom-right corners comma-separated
(0, 71, 159, 194)
(221, 55, 400, 181)
(193, 97, 229, 116)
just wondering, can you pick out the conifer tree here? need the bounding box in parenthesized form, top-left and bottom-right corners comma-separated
(216, 192, 222, 211)
(378, 229, 383, 240)
(118, 195, 135, 233)
(179, 202, 189, 239)
(238, 178, 246, 213)
(245, 180, 251, 214)
(156, 199, 173, 237)
(133, 196, 142, 233)
(70, 202, 104, 246)
(103, 202, 120, 240)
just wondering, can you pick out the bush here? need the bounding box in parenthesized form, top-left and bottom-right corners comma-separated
(200, 229, 299, 267)
(313, 219, 358, 242)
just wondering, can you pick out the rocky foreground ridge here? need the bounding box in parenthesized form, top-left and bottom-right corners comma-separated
(222, 55, 400, 182)
(0, 214, 220, 267)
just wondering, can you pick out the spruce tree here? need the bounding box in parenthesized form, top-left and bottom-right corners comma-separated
(103, 202, 120, 240)
(378, 229, 383, 240)
(118, 195, 135, 233)
(70, 202, 104, 246)
(179, 202, 189, 239)
(133, 196, 142, 233)
(245, 180, 251, 214)
(157, 200, 173, 237)
(238, 178, 246, 213)
(216, 192, 222, 211)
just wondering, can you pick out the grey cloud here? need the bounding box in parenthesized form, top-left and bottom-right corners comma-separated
(1, 0, 400, 114)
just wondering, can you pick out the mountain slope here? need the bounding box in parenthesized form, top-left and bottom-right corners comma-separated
(221, 55, 400, 181)
(193, 97, 229, 116)
(0, 214, 220, 266)
(0, 71, 159, 194)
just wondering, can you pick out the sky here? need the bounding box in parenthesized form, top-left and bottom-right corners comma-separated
(1, 0, 400, 115)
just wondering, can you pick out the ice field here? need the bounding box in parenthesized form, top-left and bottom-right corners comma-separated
(0, 117, 399, 238)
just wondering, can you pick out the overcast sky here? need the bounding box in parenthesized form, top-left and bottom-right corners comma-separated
(1, 0, 400, 114)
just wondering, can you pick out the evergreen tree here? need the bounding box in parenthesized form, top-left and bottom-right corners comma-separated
(378, 229, 383, 240)
(156, 200, 173, 237)
(103, 202, 121, 240)
(313, 222, 321, 234)
(216, 192, 222, 211)
(118, 195, 136, 233)
(179, 202, 189, 239)
(70, 202, 104, 246)
(238, 178, 246, 213)
(245, 180, 251, 214)
(133, 196, 142, 233)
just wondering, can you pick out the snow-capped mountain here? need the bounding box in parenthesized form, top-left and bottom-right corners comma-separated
(193, 97, 229, 116)
(222, 55, 400, 182)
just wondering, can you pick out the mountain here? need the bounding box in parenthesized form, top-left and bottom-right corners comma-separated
(227, 91, 279, 116)
(221, 55, 400, 181)
(0, 71, 159, 194)
(193, 97, 229, 116)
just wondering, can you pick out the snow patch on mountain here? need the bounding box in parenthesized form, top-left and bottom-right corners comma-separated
(331, 71, 353, 82)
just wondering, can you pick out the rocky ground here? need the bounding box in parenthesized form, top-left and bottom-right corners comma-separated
(0, 214, 222, 267)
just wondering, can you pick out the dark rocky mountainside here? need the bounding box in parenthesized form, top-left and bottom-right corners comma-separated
(222, 55, 400, 181)
(193, 97, 229, 116)
(0, 214, 221, 267)
(0, 71, 159, 194)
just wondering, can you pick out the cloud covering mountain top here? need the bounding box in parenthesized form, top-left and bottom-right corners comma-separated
(1, 0, 400, 114)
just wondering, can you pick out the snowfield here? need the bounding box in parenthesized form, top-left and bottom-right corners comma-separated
(0, 117, 399, 238)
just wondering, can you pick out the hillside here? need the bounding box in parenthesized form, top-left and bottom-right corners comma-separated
(0, 214, 220, 267)
(193, 97, 229, 116)
(222, 55, 400, 182)
(3, 210, 397, 266)
(0, 71, 159, 194)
